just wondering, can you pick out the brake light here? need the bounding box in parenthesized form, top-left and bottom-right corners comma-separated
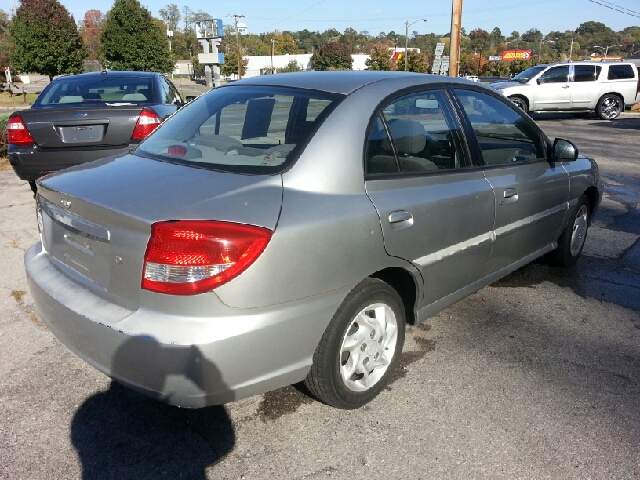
(142, 220, 272, 295)
(131, 108, 162, 140)
(7, 115, 35, 146)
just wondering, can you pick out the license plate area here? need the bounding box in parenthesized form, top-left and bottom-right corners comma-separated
(57, 125, 106, 144)
(41, 201, 111, 288)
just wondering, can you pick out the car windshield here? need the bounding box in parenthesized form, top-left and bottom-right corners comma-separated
(35, 76, 154, 106)
(136, 85, 344, 175)
(512, 65, 548, 83)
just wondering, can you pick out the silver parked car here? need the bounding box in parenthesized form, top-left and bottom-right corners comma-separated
(26, 72, 602, 410)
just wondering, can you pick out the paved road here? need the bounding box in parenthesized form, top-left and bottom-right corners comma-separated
(0, 115, 639, 479)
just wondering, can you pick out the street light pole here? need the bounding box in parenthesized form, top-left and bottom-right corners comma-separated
(593, 44, 622, 57)
(405, 19, 427, 72)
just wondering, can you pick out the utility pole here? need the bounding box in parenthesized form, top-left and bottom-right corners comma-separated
(448, 0, 463, 77)
(271, 38, 275, 74)
(231, 13, 245, 80)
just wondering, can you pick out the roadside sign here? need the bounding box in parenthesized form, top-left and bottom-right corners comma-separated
(434, 43, 445, 56)
(432, 59, 442, 74)
(4, 66, 11, 83)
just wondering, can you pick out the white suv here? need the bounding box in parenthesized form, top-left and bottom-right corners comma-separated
(491, 61, 639, 119)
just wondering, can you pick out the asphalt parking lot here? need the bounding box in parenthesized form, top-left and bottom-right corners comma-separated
(1, 113, 639, 479)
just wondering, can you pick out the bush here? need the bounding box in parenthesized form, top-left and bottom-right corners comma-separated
(0, 113, 9, 158)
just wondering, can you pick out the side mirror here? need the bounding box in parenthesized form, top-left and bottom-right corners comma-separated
(536, 76, 547, 85)
(185, 95, 197, 103)
(552, 138, 578, 161)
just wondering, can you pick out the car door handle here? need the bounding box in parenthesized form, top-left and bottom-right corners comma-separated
(501, 188, 519, 204)
(388, 210, 414, 229)
(562, 85, 570, 89)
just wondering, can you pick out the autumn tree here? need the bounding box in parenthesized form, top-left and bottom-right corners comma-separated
(402, 50, 429, 73)
(365, 42, 394, 71)
(311, 42, 352, 70)
(263, 32, 299, 55)
(100, 0, 174, 72)
(10, 0, 87, 81)
(79, 10, 104, 60)
(0, 9, 10, 69)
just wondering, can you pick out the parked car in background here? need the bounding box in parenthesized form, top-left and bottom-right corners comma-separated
(490, 61, 639, 119)
(7, 71, 184, 193)
(464, 75, 480, 82)
(26, 71, 601, 410)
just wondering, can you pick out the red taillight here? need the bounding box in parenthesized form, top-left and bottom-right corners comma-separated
(142, 220, 272, 295)
(131, 108, 162, 140)
(7, 115, 35, 146)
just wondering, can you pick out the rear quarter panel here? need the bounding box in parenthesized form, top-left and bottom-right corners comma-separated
(214, 79, 431, 309)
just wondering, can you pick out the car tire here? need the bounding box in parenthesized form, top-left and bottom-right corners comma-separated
(547, 195, 590, 267)
(304, 278, 406, 409)
(509, 96, 528, 113)
(596, 94, 623, 120)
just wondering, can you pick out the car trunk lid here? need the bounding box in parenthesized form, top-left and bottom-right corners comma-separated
(18, 107, 146, 148)
(36, 154, 283, 310)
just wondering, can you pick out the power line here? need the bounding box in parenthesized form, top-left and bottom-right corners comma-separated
(587, 0, 640, 18)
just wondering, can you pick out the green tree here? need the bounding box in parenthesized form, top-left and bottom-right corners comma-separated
(158, 4, 180, 32)
(484, 60, 511, 77)
(311, 42, 352, 70)
(10, 0, 87, 81)
(220, 49, 247, 78)
(365, 42, 394, 71)
(100, 0, 174, 72)
(277, 59, 303, 73)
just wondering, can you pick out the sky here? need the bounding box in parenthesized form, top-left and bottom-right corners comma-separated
(4, 0, 639, 36)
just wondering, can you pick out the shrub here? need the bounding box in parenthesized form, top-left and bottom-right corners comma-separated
(0, 113, 9, 158)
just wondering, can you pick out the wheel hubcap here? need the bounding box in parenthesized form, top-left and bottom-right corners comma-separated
(601, 97, 621, 119)
(339, 303, 398, 392)
(570, 205, 589, 256)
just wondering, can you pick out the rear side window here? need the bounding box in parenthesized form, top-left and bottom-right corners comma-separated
(574, 65, 601, 82)
(454, 89, 544, 166)
(366, 89, 470, 175)
(36, 76, 154, 105)
(608, 65, 635, 80)
(137, 86, 342, 174)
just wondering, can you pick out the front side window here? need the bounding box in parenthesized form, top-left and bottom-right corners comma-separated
(574, 65, 602, 82)
(366, 89, 469, 175)
(454, 89, 544, 166)
(542, 66, 570, 83)
(137, 86, 342, 174)
(36, 76, 154, 106)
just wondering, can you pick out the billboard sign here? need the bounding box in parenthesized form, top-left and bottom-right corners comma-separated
(502, 50, 532, 61)
(489, 55, 503, 61)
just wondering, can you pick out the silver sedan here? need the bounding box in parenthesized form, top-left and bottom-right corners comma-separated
(26, 71, 602, 409)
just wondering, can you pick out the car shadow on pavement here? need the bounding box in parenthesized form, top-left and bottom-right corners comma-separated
(588, 117, 640, 129)
(71, 337, 236, 479)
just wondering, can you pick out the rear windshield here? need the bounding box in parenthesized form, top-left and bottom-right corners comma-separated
(35, 76, 154, 106)
(136, 85, 343, 175)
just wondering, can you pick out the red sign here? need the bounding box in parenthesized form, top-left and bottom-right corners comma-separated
(502, 50, 532, 61)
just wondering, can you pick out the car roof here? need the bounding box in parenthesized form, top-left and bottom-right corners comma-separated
(228, 71, 473, 95)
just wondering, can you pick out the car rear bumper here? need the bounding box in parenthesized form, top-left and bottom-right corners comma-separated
(25, 243, 350, 407)
(8, 144, 132, 182)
